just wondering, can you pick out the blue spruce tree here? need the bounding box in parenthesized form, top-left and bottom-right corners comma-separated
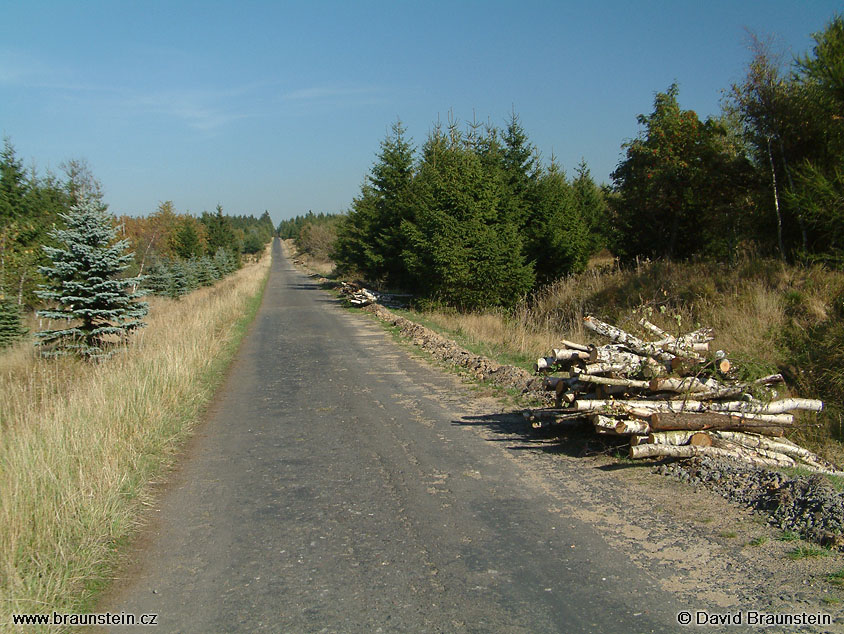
(35, 197, 148, 359)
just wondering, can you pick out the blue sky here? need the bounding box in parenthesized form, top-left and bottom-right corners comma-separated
(0, 1, 840, 224)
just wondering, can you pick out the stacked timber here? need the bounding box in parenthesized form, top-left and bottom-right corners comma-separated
(525, 315, 840, 474)
(339, 282, 410, 308)
(339, 282, 378, 306)
(350, 288, 379, 306)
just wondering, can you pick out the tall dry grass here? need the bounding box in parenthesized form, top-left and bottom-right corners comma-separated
(0, 246, 271, 628)
(409, 257, 844, 460)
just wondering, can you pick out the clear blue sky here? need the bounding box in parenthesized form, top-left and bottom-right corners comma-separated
(1, 1, 840, 224)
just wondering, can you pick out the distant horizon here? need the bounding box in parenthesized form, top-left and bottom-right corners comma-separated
(2, 1, 840, 225)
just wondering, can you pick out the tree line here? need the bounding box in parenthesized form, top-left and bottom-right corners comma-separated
(614, 15, 844, 264)
(121, 201, 274, 298)
(325, 14, 844, 309)
(0, 141, 275, 352)
(278, 211, 345, 261)
(329, 115, 607, 309)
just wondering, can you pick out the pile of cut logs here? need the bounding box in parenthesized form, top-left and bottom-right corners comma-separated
(339, 282, 411, 309)
(526, 315, 840, 474)
(340, 283, 379, 307)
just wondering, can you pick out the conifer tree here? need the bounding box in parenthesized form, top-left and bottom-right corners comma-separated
(171, 216, 203, 259)
(402, 124, 534, 309)
(333, 183, 382, 278)
(35, 197, 148, 359)
(572, 160, 610, 255)
(213, 247, 236, 276)
(0, 138, 29, 225)
(369, 120, 415, 286)
(333, 120, 415, 286)
(167, 260, 190, 298)
(500, 112, 538, 229)
(530, 161, 589, 284)
(0, 294, 26, 348)
(195, 256, 219, 286)
(145, 260, 173, 296)
(204, 204, 238, 255)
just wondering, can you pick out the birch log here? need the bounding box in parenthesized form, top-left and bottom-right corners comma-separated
(596, 384, 630, 398)
(536, 349, 590, 370)
(582, 362, 630, 376)
(689, 432, 714, 447)
(678, 327, 715, 344)
(755, 374, 785, 385)
(575, 374, 651, 390)
(542, 376, 570, 392)
(584, 316, 678, 363)
(646, 430, 699, 446)
(614, 419, 651, 435)
(710, 431, 844, 474)
(572, 398, 814, 417)
(535, 357, 557, 372)
(553, 348, 591, 363)
(590, 415, 623, 435)
(629, 443, 794, 468)
(678, 386, 746, 401)
(588, 344, 644, 365)
(648, 411, 791, 433)
(638, 318, 710, 354)
(560, 339, 590, 353)
(707, 398, 822, 415)
(649, 376, 717, 393)
(638, 318, 672, 341)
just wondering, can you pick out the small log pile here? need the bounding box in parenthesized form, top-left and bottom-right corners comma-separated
(340, 283, 379, 307)
(339, 282, 411, 308)
(525, 315, 841, 475)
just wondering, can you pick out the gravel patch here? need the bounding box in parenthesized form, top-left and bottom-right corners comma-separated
(655, 455, 844, 550)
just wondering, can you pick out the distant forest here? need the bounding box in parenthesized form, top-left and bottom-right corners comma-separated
(282, 14, 844, 310)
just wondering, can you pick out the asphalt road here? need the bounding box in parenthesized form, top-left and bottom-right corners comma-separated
(105, 239, 685, 633)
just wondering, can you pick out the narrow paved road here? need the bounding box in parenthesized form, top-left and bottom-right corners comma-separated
(106, 239, 684, 632)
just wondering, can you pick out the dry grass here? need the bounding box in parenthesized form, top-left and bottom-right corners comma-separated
(0, 246, 271, 628)
(407, 257, 844, 462)
(415, 257, 841, 364)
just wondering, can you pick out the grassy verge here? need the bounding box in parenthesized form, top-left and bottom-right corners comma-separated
(388, 308, 538, 372)
(0, 247, 271, 629)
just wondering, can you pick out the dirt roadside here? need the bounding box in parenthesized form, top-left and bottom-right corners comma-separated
(287, 247, 844, 631)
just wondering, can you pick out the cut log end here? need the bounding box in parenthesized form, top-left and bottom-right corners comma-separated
(689, 432, 713, 447)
